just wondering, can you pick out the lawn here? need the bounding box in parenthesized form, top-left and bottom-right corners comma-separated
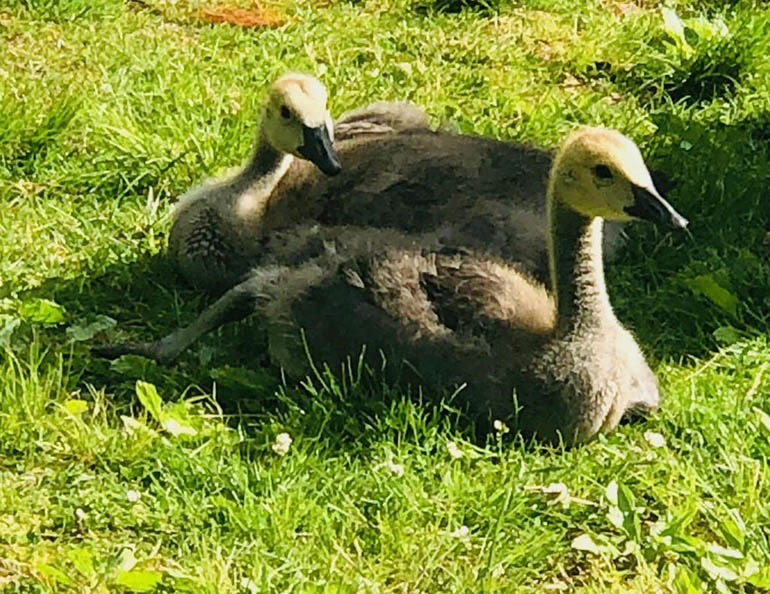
(2, 0, 770, 591)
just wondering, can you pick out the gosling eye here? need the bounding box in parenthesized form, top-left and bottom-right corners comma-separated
(280, 105, 292, 120)
(593, 164, 613, 180)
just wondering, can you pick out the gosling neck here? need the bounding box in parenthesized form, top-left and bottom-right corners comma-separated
(234, 132, 293, 221)
(547, 199, 614, 335)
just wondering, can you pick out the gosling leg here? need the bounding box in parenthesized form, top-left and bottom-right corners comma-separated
(93, 261, 333, 364)
(92, 279, 263, 363)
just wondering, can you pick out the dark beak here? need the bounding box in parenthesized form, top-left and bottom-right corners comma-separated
(625, 184, 688, 229)
(297, 125, 342, 176)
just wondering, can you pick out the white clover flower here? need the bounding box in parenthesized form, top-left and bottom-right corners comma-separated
(384, 460, 405, 477)
(272, 432, 292, 456)
(446, 441, 463, 459)
(644, 431, 666, 449)
(126, 489, 141, 503)
(493, 419, 510, 434)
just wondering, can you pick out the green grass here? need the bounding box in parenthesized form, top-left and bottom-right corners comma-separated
(2, 0, 770, 591)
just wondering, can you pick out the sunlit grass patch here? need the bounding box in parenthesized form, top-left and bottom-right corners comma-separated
(1, 0, 770, 590)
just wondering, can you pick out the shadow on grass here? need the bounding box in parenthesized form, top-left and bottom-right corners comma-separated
(611, 109, 770, 360)
(575, 8, 768, 110)
(13, 250, 481, 447)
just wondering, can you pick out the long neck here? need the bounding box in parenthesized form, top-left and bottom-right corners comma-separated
(548, 200, 614, 335)
(233, 132, 293, 221)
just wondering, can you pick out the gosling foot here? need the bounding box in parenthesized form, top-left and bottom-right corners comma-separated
(92, 335, 186, 365)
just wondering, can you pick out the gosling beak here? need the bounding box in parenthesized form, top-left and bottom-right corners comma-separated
(625, 184, 689, 229)
(297, 125, 342, 176)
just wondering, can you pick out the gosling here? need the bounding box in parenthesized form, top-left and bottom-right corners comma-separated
(168, 72, 342, 295)
(276, 127, 688, 444)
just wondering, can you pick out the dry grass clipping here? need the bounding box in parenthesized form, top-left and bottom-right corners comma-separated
(200, 2, 286, 28)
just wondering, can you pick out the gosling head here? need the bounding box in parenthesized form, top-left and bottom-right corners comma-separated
(261, 72, 341, 176)
(551, 127, 688, 229)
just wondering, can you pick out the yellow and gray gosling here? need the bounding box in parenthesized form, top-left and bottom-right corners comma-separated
(168, 72, 341, 294)
(271, 126, 687, 444)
